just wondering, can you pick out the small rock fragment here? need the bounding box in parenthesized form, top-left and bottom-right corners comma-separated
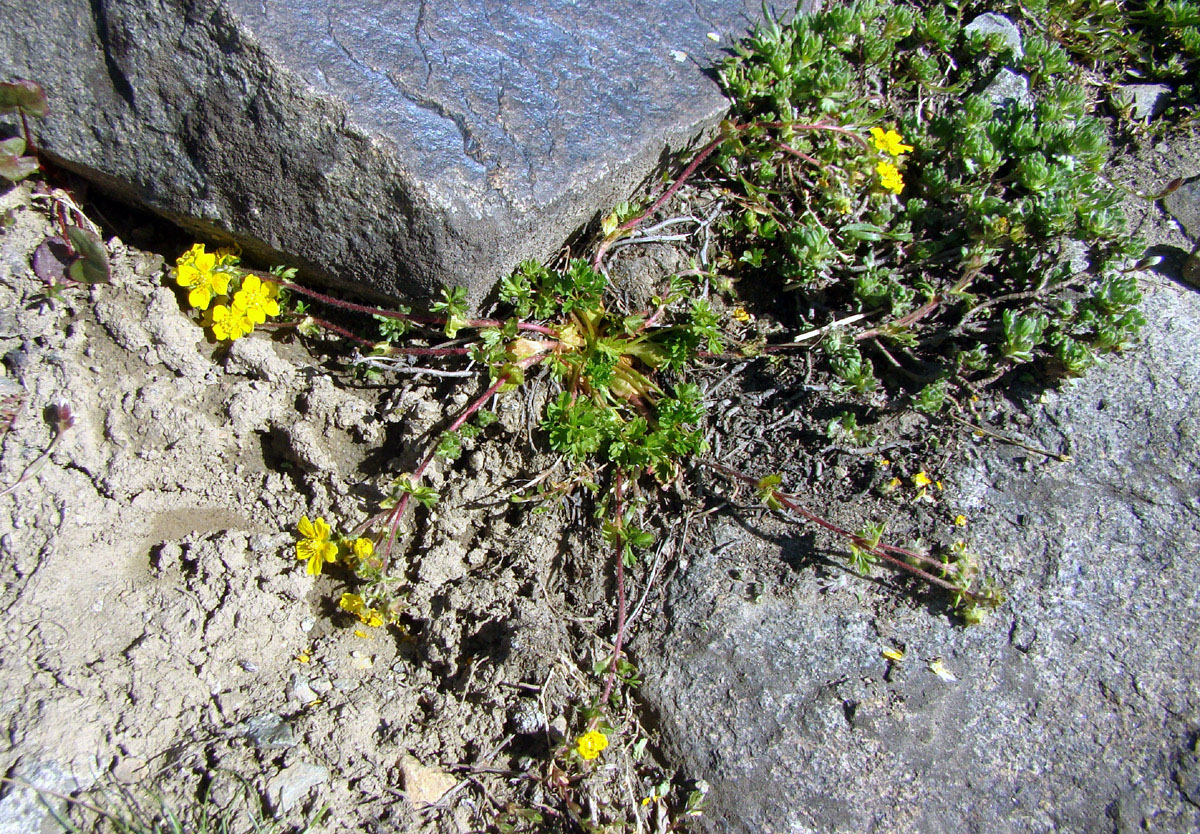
(1164, 176, 1200, 242)
(964, 13, 1023, 57)
(287, 672, 320, 705)
(984, 69, 1032, 108)
(267, 762, 329, 814)
(400, 755, 458, 809)
(225, 336, 295, 382)
(509, 699, 547, 735)
(237, 712, 297, 750)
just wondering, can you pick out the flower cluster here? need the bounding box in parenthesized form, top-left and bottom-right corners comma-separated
(295, 517, 397, 628)
(211, 275, 280, 341)
(173, 244, 280, 341)
(869, 127, 912, 195)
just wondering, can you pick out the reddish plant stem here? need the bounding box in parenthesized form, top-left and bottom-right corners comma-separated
(770, 138, 824, 169)
(700, 460, 978, 600)
(599, 469, 627, 707)
(855, 296, 942, 341)
(593, 132, 729, 268)
(276, 316, 473, 354)
(294, 316, 377, 347)
(750, 119, 870, 149)
(385, 345, 473, 357)
(20, 112, 35, 159)
(379, 354, 545, 567)
(593, 118, 867, 269)
(276, 279, 554, 335)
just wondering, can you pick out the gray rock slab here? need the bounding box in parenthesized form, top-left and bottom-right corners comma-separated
(0, 761, 80, 834)
(0, 0, 795, 307)
(1164, 176, 1200, 242)
(637, 284, 1200, 833)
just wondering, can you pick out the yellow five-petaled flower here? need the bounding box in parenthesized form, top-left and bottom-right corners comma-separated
(297, 515, 339, 575)
(210, 304, 255, 341)
(876, 161, 905, 195)
(575, 729, 609, 761)
(870, 127, 914, 157)
(232, 274, 281, 325)
(175, 243, 230, 311)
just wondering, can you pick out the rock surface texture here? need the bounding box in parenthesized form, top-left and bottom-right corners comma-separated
(638, 279, 1200, 832)
(0, 0, 792, 305)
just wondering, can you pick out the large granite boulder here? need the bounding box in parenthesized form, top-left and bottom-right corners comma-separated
(0, 0, 793, 305)
(638, 280, 1200, 831)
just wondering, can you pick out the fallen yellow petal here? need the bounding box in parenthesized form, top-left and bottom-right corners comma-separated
(882, 647, 905, 661)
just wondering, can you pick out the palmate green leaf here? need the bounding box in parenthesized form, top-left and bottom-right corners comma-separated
(0, 80, 48, 117)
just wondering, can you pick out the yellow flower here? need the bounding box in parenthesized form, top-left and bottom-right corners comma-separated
(869, 127, 914, 157)
(954, 514, 968, 527)
(351, 537, 374, 561)
(297, 515, 339, 575)
(912, 471, 933, 488)
(732, 306, 751, 323)
(876, 160, 905, 195)
(231, 274, 280, 325)
(175, 243, 231, 311)
(339, 592, 365, 617)
(340, 592, 386, 627)
(210, 303, 255, 341)
(575, 730, 609, 761)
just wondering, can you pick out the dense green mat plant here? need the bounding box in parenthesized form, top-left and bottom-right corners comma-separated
(709, 0, 1149, 404)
